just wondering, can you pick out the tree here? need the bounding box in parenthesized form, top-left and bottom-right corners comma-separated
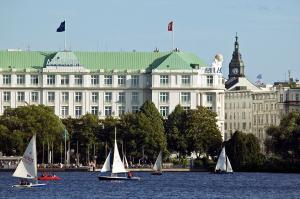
(165, 105, 188, 156)
(136, 101, 167, 161)
(265, 111, 300, 159)
(225, 131, 264, 170)
(185, 106, 222, 157)
(0, 105, 64, 162)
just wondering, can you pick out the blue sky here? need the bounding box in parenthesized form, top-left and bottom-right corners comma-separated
(1, 0, 299, 83)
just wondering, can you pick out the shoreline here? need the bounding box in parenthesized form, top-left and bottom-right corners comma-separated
(0, 168, 204, 172)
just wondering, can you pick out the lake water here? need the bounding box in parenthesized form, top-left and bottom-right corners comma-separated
(1, 172, 300, 199)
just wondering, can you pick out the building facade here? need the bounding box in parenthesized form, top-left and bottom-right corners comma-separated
(224, 36, 280, 147)
(0, 50, 225, 136)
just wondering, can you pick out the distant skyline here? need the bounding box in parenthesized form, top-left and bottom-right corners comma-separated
(0, 0, 299, 83)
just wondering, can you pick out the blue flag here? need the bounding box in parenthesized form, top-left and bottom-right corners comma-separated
(57, 21, 65, 32)
(256, 74, 262, 79)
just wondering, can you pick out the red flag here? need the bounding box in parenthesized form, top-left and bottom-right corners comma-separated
(168, 21, 173, 31)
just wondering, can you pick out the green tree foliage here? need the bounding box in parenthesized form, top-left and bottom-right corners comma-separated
(265, 111, 300, 159)
(165, 105, 188, 156)
(0, 105, 64, 158)
(225, 131, 264, 170)
(136, 101, 167, 161)
(185, 106, 222, 157)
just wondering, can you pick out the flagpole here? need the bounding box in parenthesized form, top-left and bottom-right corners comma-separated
(172, 21, 174, 51)
(64, 19, 67, 51)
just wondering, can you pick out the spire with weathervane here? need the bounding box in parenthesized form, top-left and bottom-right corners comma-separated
(228, 33, 245, 78)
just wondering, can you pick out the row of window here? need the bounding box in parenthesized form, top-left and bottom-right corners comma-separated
(253, 103, 277, 111)
(225, 112, 248, 120)
(224, 122, 251, 131)
(2, 91, 140, 104)
(225, 102, 251, 109)
(253, 114, 277, 125)
(1, 74, 140, 86)
(280, 93, 300, 102)
(1, 74, 216, 87)
(159, 92, 192, 103)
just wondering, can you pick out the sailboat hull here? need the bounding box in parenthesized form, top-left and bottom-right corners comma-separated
(98, 176, 140, 181)
(151, 171, 162, 175)
(12, 183, 46, 188)
(213, 170, 233, 174)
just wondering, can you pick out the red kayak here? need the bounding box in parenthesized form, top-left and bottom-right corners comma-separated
(38, 174, 61, 181)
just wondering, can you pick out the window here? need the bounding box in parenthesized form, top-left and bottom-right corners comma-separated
(207, 93, 213, 103)
(118, 106, 125, 116)
(132, 106, 139, 113)
(104, 75, 112, 85)
(181, 75, 191, 85)
(75, 106, 82, 118)
(17, 92, 25, 102)
(132, 92, 139, 103)
(105, 106, 112, 116)
(296, 93, 299, 101)
(280, 94, 283, 102)
(159, 92, 169, 103)
(286, 93, 289, 101)
(3, 75, 11, 85)
(74, 75, 83, 85)
(48, 92, 55, 102)
(131, 75, 139, 87)
(118, 75, 126, 86)
(242, 112, 246, 119)
(243, 122, 246, 130)
(91, 75, 99, 85)
(105, 92, 112, 103)
(61, 106, 69, 118)
(75, 92, 82, 102)
(181, 92, 190, 103)
(207, 75, 213, 86)
(160, 75, 169, 85)
(118, 92, 125, 103)
(47, 75, 55, 85)
(31, 75, 39, 85)
(160, 106, 169, 117)
(62, 92, 69, 103)
(31, 92, 39, 102)
(91, 92, 99, 103)
(61, 75, 69, 85)
(3, 92, 11, 102)
(17, 75, 25, 85)
(91, 106, 99, 115)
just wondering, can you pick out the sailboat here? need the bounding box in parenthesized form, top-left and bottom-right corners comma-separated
(98, 128, 140, 181)
(12, 134, 46, 188)
(151, 151, 163, 175)
(214, 146, 233, 174)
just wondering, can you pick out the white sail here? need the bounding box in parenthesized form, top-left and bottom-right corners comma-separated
(226, 156, 233, 172)
(112, 128, 127, 174)
(123, 155, 129, 169)
(215, 147, 226, 171)
(13, 135, 37, 179)
(101, 151, 112, 173)
(153, 151, 163, 172)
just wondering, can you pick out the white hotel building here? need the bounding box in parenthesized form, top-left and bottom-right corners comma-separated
(0, 50, 226, 136)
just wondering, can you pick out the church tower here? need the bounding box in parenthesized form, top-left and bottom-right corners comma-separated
(228, 33, 245, 78)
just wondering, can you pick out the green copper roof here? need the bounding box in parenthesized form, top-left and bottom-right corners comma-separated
(0, 50, 206, 72)
(154, 51, 206, 70)
(47, 51, 80, 66)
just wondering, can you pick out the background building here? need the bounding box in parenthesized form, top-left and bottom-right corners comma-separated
(224, 36, 280, 148)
